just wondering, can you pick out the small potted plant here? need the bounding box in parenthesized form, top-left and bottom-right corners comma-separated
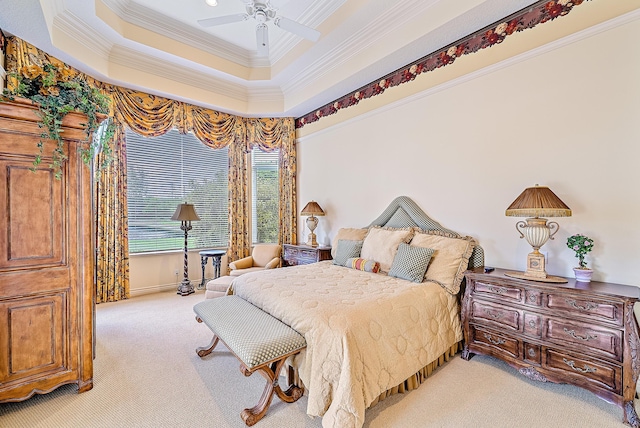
(566, 234, 594, 282)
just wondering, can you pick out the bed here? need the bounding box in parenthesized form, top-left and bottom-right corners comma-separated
(229, 196, 484, 428)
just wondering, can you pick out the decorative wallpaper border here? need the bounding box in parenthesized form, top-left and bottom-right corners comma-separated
(295, 0, 588, 129)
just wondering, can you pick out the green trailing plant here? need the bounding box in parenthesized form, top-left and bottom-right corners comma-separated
(566, 234, 594, 269)
(3, 63, 115, 179)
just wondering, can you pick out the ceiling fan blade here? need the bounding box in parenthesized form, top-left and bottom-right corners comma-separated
(197, 13, 249, 27)
(256, 23, 269, 57)
(274, 17, 320, 42)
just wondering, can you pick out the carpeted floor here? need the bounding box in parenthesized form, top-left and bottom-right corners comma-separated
(0, 289, 634, 427)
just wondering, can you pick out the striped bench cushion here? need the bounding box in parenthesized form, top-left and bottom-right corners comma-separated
(193, 296, 306, 370)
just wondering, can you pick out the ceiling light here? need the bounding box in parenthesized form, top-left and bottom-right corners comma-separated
(205, 0, 218, 6)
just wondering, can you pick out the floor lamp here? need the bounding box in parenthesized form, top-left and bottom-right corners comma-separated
(171, 203, 200, 296)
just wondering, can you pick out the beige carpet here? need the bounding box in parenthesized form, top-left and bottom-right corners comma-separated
(0, 289, 633, 427)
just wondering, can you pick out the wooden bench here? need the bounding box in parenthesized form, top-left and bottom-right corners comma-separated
(193, 296, 307, 426)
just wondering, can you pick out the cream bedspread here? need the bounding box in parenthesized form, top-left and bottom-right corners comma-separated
(229, 261, 463, 428)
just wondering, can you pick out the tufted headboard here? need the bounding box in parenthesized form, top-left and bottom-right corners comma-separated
(368, 196, 485, 269)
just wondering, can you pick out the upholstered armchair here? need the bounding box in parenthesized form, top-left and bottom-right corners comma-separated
(229, 244, 282, 277)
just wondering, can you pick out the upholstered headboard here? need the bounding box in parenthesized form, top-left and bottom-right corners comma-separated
(368, 196, 485, 269)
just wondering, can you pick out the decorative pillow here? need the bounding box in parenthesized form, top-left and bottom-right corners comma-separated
(360, 226, 414, 273)
(388, 243, 435, 283)
(410, 230, 477, 294)
(344, 257, 380, 273)
(331, 228, 369, 258)
(332, 239, 363, 266)
(384, 207, 416, 229)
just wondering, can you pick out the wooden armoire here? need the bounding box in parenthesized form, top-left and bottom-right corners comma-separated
(0, 98, 94, 401)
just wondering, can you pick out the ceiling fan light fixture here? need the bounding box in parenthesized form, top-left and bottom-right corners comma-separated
(205, 0, 218, 6)
(256, 23, 269, 56)
(198, 0, 321, 55)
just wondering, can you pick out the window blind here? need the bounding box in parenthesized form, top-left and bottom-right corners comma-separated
(126, 129, 229, 253)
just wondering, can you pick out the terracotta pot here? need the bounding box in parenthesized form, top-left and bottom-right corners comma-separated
(573, 267, 593, 283)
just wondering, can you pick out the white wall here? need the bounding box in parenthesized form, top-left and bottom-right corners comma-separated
(129, 250, 228, 296)
(296, 11, 640, 285)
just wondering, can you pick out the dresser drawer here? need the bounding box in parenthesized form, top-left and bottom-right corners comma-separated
(295, 248, 320, 263)
(468, 325, 520, 359)
(545, 294, 623, 326)
(471, 300, 521, 332)
(544, 317, 622, 362)
(282, 245, 332, 267)
(473, 280, 523, 304)
(544, 348, 621, 393)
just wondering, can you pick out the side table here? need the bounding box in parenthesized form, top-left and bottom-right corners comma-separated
(199, 249, 226, 290)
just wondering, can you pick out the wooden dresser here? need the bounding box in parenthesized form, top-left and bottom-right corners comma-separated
(461, 267, 640, 427)
(282, 244, 332, 266)
(0, 98, 94, 401)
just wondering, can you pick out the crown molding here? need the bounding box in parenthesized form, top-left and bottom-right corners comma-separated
(101, 0, 252, 66)
(54, 10, 112, 58)
(270, 0, 345, 65)
(281, 0, 438, 95)
(108, 45, 249, 101)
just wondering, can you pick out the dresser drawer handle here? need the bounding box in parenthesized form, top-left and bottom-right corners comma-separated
(487, 286, 507, 294)
(565, 299, 599, 311)
(563, 328, 597, 341)
(528, 348, 536, 357)
(483, 333, 506, 345)
(563, 358, 597, 374)
(484, 309, 503, 320)
(528, 320, 536, 328)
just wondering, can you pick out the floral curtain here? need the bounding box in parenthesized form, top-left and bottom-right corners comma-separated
(5, 36, 298, 300)
(95, 122, 130, 302)
(246, 118, 297, 245)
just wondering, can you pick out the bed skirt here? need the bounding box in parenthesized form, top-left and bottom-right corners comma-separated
(289, 340, 462, 412)
(368, 340, 462, 408)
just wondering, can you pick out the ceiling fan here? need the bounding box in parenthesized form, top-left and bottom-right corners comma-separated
(197, 1, 321, 57)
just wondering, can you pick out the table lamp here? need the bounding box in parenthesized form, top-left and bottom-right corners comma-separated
(171, 202, 200, 296)
(301, 201, 325, 247)
(504, 185, 571, 283)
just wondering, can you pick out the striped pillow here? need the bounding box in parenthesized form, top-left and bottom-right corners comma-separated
(344, 258, 380, 273)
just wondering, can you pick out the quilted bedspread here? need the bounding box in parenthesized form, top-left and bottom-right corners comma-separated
(229, 261, 462, 428)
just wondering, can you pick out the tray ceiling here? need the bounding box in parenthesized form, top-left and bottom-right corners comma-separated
(0, 0, 539, 117)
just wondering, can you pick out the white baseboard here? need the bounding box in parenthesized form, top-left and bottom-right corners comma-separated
(130, 283, 177, 297)
(129, 279, 205, 297)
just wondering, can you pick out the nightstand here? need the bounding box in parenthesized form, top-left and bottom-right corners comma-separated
(461, 267, 640, 427)
(282, 244, 332, 266)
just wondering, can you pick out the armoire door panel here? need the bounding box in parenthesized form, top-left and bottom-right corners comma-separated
(0, 293, 67, 383)
(0, 162, 65, 269)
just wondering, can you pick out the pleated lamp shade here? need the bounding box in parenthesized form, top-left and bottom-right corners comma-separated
(301, 201, 325, 216)
(171, 203, 201, 221)
(505, 185, 571, 218)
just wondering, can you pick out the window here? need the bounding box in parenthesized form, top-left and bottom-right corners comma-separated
(251, 148, 279, 244)
(126, 129, 228, 253)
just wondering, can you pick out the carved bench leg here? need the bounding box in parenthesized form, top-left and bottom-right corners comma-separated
(239, 358, 304, 426)
(196, 335, 220, 358)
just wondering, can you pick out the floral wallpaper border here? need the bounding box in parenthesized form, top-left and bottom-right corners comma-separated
(295, 0, 588, 129)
